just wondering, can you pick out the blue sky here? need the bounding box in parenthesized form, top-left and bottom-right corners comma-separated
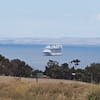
(0, 0, 100, 38)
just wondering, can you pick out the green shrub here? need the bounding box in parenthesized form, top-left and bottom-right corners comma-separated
(88, 89, 100, 100)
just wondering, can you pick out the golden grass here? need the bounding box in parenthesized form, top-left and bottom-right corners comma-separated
(0, 76, 99, 100)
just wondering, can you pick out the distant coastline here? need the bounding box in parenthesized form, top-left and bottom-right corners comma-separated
(0, 37, 100, 46)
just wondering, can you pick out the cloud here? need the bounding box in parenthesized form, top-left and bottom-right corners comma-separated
(96, 13, 100, 20)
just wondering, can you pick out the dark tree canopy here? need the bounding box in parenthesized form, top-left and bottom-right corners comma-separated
(44, 60, 100, 83)
(0, 54, 100, 83)
(0, 55, 33, 77)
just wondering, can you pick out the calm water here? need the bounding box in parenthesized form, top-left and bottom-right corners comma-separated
(0, 44, 100, 70)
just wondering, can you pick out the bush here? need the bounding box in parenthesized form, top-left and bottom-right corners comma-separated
(88, 88, 100, 100)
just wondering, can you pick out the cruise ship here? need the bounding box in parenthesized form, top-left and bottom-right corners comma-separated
(43, 44, 63, 56)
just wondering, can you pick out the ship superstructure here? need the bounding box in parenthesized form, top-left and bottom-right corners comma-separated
(43, 44, 62, 56)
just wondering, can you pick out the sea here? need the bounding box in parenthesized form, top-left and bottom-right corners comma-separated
(0, 44, 100, 71)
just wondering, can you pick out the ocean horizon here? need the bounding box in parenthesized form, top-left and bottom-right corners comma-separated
(0, 44, 100, 70)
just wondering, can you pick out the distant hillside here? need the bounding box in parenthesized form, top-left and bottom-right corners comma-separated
(0, 37, 100, 45)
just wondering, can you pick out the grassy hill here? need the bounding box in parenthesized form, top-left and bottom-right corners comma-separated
(0, 76, 99, 100)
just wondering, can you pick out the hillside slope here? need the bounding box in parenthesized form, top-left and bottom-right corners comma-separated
(0, 76, 99, 100)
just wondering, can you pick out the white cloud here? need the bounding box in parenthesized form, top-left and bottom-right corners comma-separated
(96, 13, 100, 20)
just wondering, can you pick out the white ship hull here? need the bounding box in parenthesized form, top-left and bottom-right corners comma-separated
(43, 52, 62, 56)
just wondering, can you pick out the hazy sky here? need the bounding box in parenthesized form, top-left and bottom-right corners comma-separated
(0, 0, 100, 38)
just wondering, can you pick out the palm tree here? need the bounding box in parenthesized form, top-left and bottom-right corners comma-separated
(70, 59, 80, 80)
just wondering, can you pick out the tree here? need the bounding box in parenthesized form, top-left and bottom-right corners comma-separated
(84, 63, 100, 83)
(0, 54, 34, 77)
(60, 63, 71, 79)
(44, 60, 61, 78)
(70, 59, 80, 68)
(10, 59, 33, 77)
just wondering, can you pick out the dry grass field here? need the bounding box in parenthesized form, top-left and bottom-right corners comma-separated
(0, 76, 99, 100)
